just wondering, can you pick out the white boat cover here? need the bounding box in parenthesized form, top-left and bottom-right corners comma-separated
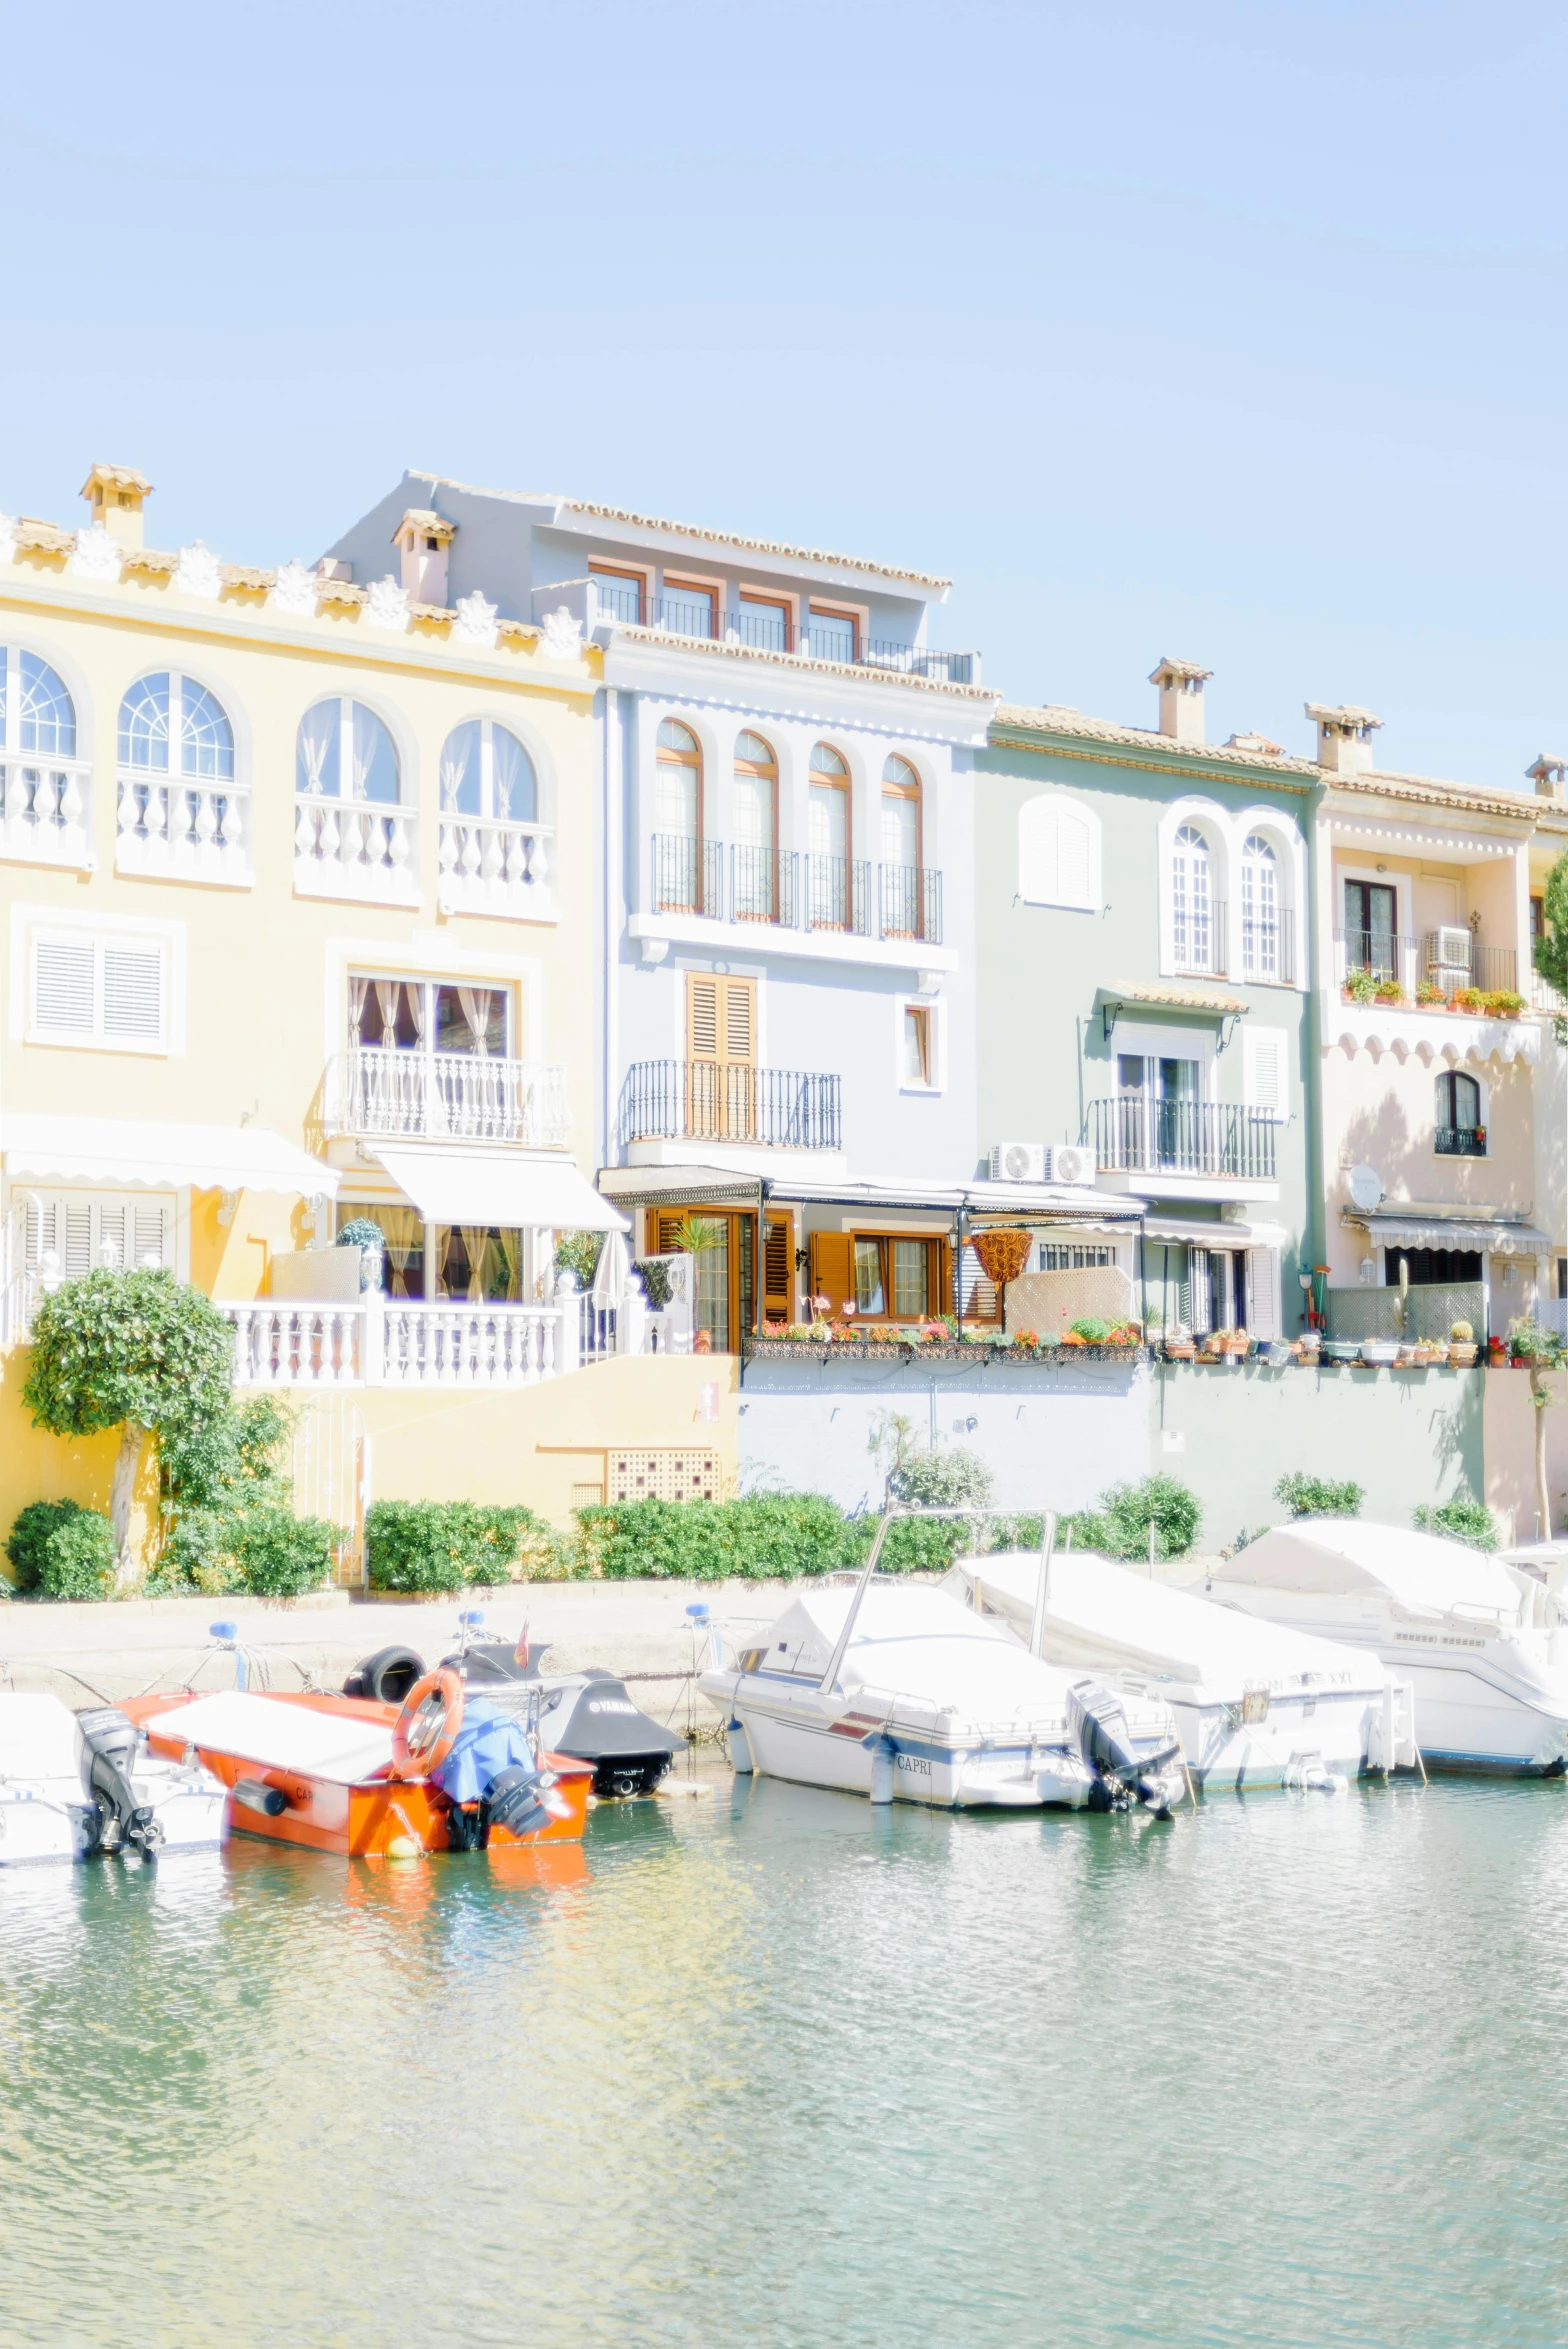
(757, 1582, 1075, 1734)
(944, 1552, 1378, 1690)
(152, 1692, 396, 1784)
(1208, 1520, 1525, 1626)
(0, 1693, 85, 1775)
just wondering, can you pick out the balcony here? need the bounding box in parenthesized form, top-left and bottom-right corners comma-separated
(295, 793, 418, 907)
(589, 581, 977, 682)
(329, 1048, 571, 1148)
(222, 1297, 573, 1389)
(116, 777, 250, 886)
(437, 814, 553, 919)
(1435, 1126, 1487, 1159)
(1335, 929, 1518, 1000)
(0, 760, 92, 871)
(652, 836, 943, 945)
(621, 1061, 842, 1152)
(1090, 1097, 1278, 1182)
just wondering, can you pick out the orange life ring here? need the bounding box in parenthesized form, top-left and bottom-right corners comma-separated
(392, 1667, 465, 1780)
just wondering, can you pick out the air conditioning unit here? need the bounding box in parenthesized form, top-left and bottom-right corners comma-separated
(1428, 927, 1473, 984)
(990, 1141, 1045, 1183)
(1042, 1144, 1096, 1188)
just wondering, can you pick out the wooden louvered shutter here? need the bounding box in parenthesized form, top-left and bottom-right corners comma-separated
(721, 979, 755, 1065)
(809, 1232, 853, 1316)
(652, 1210, 687, 1255)
(687, 976, 720, 1062)
(763, 1213, 794, 1322)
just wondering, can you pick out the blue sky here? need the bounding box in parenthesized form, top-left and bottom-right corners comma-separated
(4, 0, 1565, 784)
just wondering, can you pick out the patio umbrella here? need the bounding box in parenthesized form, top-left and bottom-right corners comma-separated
(592, 1225, 631, 1304)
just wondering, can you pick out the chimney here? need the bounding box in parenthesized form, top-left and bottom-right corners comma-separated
(80, 463, 152, 552)
(1149, 656, 1211, 746)
(1527, 753, 1568, 800)
(393, 508, 456, 607)
(1306, 702, 1382, 776)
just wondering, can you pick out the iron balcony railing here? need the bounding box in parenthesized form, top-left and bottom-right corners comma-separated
(1239, 905, 1294, 986)
(730, 844, 797, 926)
(805, 853, 870, 936)
(1337, 928, 1519, 997)
(878, 862, 942, 944)
(1172, 898, 1228, 979)
(1435, 1125, 1487, 1159)
(591, 582, 976, 682)
(1089, 1097, 1278, 1181)
(652, 833, 725, 918)
(621, 1061, 842, 1151)
(331, 1049, 571, 1148)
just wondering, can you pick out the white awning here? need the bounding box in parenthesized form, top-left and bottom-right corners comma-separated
(0, 1115, 339, 1196)
(1345, 1210, 1552, 1257)
(1142, 1216, 1289, 1248)
(370, 1146, 629, 1233)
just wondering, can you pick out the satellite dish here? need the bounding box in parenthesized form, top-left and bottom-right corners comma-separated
(1348, 1164, 1384, 1212)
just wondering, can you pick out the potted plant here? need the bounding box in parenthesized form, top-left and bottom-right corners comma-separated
(1449, 1319, 1477, 1367)
(1222, 1327, 1252, 1359)
(1164, 1331, 1197, 1360)
(1344, 969, 1379, 1004)
(1484, 988, 1525, 1020)
(1487, 1332, 1507, 1367)
(1373, 979, 1406, 1005)
(1360, 1336, 1400, 1367)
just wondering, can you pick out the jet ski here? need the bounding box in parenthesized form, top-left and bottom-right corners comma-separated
(343, 1614, 685, 1798)
(0, 1692, 226, 1865)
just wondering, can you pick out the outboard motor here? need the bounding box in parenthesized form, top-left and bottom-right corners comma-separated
(481, 1763, 554, 1842)
(1067, 1680, 1184, 1820)
(76, 1708, 161, 1857)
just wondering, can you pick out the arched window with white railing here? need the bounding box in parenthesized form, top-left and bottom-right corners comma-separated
(115, 670, 247, 884)
(1239, 831, 1280, 981)
(0, 648, 89, 871)
(294, 697, 414, 906)
(1171, 822, 1215, 974)
(436, 718, 549, 916)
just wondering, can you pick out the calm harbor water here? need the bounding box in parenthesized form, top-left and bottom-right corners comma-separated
(4, 1774, 1568, 2348)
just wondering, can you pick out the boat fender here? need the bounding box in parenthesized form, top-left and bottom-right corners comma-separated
(392, 1668, 465, 1780)
(344, 1645, 426, 1705)
(862, 1732, 897, 1805)
(725, 1718, 753, 1774)
(232, 1779, 288, 1818)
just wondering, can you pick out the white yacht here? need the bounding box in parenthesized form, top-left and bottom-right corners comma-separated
(1200, 1520, 1568, 1776)
(701, 1510, 1186, 1815)
(941, 1549, 1416, 1790)
(0, 1693, 226, 1864)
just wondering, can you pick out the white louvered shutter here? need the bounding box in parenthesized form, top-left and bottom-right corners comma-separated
(1056, 810, 1091, 908)
(1189, 1247, 1212, 1333)
(33, 939, 96, 1035)
(133, 1205, 170, 1267)
(1243, 1026, 1287, 1121)
(1246, 1248, 1281, 1340)
(61, 1201, 93, 1277)
(102, 945, 164, 1042)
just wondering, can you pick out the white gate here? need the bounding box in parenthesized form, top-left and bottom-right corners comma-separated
(290, 1394, 371, 1589)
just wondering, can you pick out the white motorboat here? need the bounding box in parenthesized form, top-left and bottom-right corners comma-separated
(940, 1548, 1417, 1790)
(700, 1508, 1186, 1815)
(0, 1693, 226, 1864)
(1200, 1519, 1568, 1776)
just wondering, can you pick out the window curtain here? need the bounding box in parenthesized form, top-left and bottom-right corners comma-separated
(347, 976, 369, 1047)
(371, 1206, 422, 1299)
(297, 701, 337, 796)
(374, 979, 402, 1048)
(491, 1229, 520, 1300)
(439, 727, 474, 815)
(457, 987, 496, 1056)
(490, 726, 536, 822)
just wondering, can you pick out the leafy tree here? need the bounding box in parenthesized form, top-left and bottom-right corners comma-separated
(21, 1269, 233, 1570)
(1535, 849, 1568, 1044)
(1275, 1472, 1366, 1518)
(1068, 1474, 1201, 1562)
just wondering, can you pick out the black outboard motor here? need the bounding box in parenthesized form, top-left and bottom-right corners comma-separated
(481, 1763, 554, 1841)
(1068, 1680, 1184, 1820)
(76, 1708, 161, 1857)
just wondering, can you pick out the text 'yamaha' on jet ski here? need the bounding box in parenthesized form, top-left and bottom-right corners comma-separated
(342, 1611, 686, 1798)
(0, 1693, 226, 1865)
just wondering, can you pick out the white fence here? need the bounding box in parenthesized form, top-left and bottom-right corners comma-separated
(328, 1048, 570, 1148)
(223, 1296, 576, 1388)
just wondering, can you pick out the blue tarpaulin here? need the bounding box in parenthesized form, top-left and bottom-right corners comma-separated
(429, 1700, 538, 1805)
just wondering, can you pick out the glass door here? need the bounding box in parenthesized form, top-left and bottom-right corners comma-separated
(1345, 880, 1397, 981)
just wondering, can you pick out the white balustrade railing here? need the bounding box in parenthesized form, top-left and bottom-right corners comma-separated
(330, 1049, 571, 1147)
(221, 1296, 575, 1387)
(294, 792, 419, 904)
(117, 776, 251, 885)
(0, 760, 92, 869)
(438, 816, 554, 918)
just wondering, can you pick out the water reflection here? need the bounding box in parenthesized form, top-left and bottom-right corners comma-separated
(3, 1782, 1568, 2345)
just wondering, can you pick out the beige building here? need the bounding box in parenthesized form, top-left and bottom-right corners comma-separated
(1310, 704, 1549, 1324)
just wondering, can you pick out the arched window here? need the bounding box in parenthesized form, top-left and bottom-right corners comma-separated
(1018, 793, 1099, 911)
(881, 755, 921, 867)
(1171, 823, 1213, 973)
(1240, 832, 1280, 981)
(297, 698, 400, 804)
(1436, 1071, 1485, 1157)
(440, 719, 537, 822)
(733, 731, 777, 921)
(653, 718, 706, 912)
(3, 650, 76, 758)
(808, 745, 854, 931)
(656, 718, 701, 838)
(118, 673, 234, 779)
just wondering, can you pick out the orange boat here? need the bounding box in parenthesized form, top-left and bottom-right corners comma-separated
(124, 1678, 592, 1860)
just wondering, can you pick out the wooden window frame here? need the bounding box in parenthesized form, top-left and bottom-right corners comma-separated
(737, 584, 799, 649)
(809, 1227, 950, 1326)
(656, 717, 704, 845)
(806, 599, 868, 662)
(588, 561, 650, 623)
(809, 744, 852, 862)
(880, 756, 923, 870)
(647, 1204, 758, 1347)
(661, 570, 725, 640)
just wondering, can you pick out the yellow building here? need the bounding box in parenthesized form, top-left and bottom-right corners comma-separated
(0, 463, 733, 1556)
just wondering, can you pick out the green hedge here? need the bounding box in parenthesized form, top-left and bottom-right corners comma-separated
(365, 1500, 551, 1593)
(574, 1493, 855, 1581)
(5, 1501, 117, 1600)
